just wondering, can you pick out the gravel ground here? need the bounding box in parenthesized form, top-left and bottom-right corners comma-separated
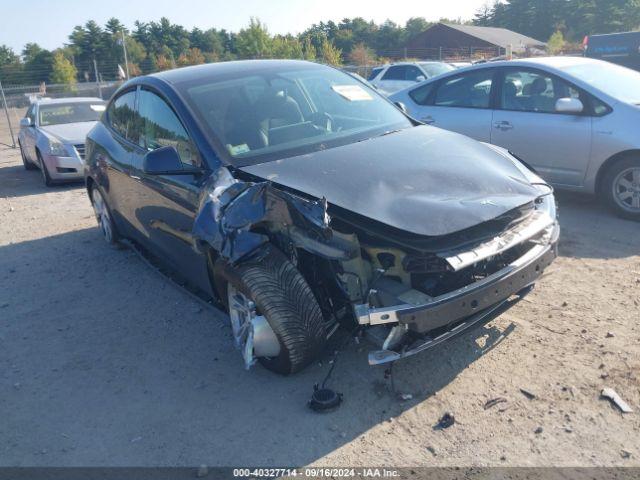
(0, 136, 639, 467)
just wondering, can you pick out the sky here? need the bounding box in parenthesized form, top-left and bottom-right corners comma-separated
(2, 0, 488, 53)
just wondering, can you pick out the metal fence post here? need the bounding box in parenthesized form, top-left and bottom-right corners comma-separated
(0, 80, 16, 148)
(93, 59, 103, 98)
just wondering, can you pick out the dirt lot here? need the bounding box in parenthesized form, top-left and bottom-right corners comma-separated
(0, 133, 639, 468)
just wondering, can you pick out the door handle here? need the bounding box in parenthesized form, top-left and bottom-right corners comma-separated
(130, 175, 141, 180)
(421, 115, 436, 124)
(493, 120, 513, 131)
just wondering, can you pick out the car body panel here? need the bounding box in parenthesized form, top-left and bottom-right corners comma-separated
(369, 62, 455, 95)
(241, 125, 541, 237)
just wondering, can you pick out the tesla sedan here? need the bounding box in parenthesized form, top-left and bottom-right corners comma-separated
(390, 57, 640, 220)
(84, 60, 558, 374)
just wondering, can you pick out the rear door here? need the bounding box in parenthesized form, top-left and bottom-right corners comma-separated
(127, 87, 211, 293)
(406, 68, 496, 142)
(99, 89, 138, 233)
(377, 65, 413, 94)
(491, 67, 592, 186)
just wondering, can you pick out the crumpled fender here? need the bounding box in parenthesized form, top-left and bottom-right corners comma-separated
(192, 167, 356, 264)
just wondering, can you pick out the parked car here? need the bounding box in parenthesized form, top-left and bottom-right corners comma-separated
(18, 97, 106, 186)
(449, 61, 473, 69)
(389, 56, 640, 219)
(85, 60, 558, 374)
(368, 61, 455, 95)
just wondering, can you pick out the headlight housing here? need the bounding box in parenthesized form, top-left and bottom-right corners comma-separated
(48, 140, 68, 157)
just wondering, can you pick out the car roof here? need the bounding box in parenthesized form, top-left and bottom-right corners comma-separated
(150, 59, 321, 85)
(37, 97, 104, 105)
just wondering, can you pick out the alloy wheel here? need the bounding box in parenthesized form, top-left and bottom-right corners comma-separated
(92, 189, 114, 243)
(612, 166, 640, 212)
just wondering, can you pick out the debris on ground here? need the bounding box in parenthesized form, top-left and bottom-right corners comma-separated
(621, 450, 632, 459)
(606, 331, 615, 338)
(426, 446, 437, 456)
(484, 397, 507, 410)
(534, 426, 543, 434)
(434, 412, 455, 430)
(601, 388, 633, 413)
(520, 388, 537, 400)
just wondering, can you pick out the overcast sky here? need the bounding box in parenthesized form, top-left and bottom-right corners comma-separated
(3, 0, 488, 52)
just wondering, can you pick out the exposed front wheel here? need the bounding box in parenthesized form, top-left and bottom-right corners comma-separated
(91, 185, 120, 245)
(602, 157, 640, 221)
(221, 247, 326, 375)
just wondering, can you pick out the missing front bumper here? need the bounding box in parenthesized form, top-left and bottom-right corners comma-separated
(357, 223, 558, 365)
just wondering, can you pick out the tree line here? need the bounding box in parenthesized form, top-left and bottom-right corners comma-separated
(1, 1, 639, 86)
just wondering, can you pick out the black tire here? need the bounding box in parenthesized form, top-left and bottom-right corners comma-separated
(601, 156, 640, 221)
(37, 150, 54, 187)
(222, 247, 326, 375)
(19, 141, 37, 170)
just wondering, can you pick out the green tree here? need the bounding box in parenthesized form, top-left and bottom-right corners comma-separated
(547, 30, 565, 54)
(50, 51, 78, 87)
(320, 38, 342, 66)
(0, 45, 18, 66)
(236, 18, 272, 58)
(302, 36, 317, 61)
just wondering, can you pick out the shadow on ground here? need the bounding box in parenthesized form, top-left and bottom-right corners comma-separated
(0, 225, 517, 466)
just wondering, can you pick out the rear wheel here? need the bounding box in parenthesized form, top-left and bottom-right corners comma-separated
(37, 150, 54, 187)
(19, 141, 37, 170)
(602, 156, 640, 221)
(91, 185, 120, 245)
(220, 247, 326, 375)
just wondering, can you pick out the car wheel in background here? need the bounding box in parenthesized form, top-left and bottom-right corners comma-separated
(602, 156, 640, 221)
(37, 151, 54, 187)
(19, 141, 37, 170)
(220, 246, 326, 375)
(91, 185, 120, 245)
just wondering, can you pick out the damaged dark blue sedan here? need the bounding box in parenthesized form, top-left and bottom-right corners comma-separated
(85, 60, 559, 374)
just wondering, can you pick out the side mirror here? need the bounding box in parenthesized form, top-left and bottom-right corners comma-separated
(394, 101, 408, 114)
(143, 146, 201, 175)
(415, 75, 426, 83)
(20, 118, 33, 128)
(555, 97, 584, 114)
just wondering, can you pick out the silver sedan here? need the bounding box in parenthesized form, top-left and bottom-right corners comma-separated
(390, 57, 640, 219)
(18, 97, 106, 186)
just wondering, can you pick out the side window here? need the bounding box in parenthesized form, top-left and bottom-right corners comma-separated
(501, 70, 563, 113)
(409, 83, 435, 106)
(107, 90, 137, 142)
(434, 71, 494, 108)
(405, 66, 423, 82)
(382, 66, 407, 81)
(137, 89, 198, 167)
(368, 67, 383, 81)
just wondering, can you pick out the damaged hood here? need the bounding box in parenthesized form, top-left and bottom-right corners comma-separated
(240, 126, 541, 237)
(40, 122, 98, 144)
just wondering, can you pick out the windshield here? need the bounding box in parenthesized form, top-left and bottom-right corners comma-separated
(39, 102, 105, 126)
(179, 63, 412, 166)
(563, 61, 640, 104)
(419, 62, 455, 78)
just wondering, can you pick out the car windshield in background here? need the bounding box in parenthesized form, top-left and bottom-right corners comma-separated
(39, 102, 106, 126)
(563, 61, 640, 105)
(179, 64, 412, 166)
(419, 62, 455, 77)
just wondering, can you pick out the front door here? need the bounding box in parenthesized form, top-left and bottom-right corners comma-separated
(128, 88, 212, 294)
(491, 67, 592, 186)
